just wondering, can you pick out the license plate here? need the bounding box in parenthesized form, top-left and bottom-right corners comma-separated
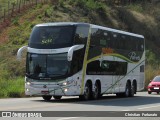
(154, 87, 159, 89)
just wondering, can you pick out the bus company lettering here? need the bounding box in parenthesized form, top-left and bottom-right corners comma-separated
(102, 48, 114, 54)
(128, 52, 140, 61)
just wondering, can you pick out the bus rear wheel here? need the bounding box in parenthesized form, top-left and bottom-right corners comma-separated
(42, 95, 52, 101)
(116, 93, 123, 97)
(122, 82, 130, 97)
(53, 96, 62, 100)
(129, 84, 135, 97)
(92, 82, 100, 100)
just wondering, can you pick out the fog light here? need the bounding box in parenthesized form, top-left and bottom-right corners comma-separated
(64, 89, 68, 92)
(26, 89, 29, 92)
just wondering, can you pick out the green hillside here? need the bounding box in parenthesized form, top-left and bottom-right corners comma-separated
(0, 0, 160, 98)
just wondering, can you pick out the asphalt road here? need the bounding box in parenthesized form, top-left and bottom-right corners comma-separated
(0, 92, 160, 120)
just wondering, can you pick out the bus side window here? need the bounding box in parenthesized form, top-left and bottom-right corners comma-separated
(140, 65, 144, 72)
(74, 26, 89, 44)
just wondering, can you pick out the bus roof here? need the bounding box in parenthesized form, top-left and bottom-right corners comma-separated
(91, 24, 144, 38)
(35, 22, 144, 39)
(35, 22, 90, 27)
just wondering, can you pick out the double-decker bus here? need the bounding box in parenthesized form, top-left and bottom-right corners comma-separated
(17, 22, 145, 100)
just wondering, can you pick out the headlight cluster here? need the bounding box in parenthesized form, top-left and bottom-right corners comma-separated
(25, 77, 33, 86)
(148, 83, 152, 86)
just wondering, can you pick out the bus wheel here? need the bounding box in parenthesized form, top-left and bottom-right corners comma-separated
(92, 82, 100, 100)
(79, 82, 91, 100)
(42, 95, 52, 101)
(116, 93, 123, 97)
(129, 84, 135, 97)
(123, 82, 130, 97)
(53, 96, 62, 100)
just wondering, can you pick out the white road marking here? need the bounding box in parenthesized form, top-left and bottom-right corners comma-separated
(121, 110, 130, 111)
(56, 117, 80, 120)
(137, 104, 160, 110)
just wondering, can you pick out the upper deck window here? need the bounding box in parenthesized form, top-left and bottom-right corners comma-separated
(29, 26, 75, 49)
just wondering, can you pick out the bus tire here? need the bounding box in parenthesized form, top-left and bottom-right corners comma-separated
(42, 95, 52, 101)
(116, 93, 123, 97)
(92, 82, 100, 100)
(129, 83, 135, 97)
(53, 96, 62, 100)
(123, 82, 130, 97)
(79, 82, 91, 100)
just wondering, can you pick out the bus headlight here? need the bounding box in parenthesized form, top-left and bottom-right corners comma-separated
(63, 82, 67, 86)
(59, 82, 67, 86)
(26, 82, 31, 86)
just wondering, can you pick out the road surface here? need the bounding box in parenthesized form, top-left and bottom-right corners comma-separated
(0, 92, 160, 120)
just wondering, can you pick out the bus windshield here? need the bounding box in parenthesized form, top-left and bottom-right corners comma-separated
(26, 53, 70, 79)
(29, 26, 75, 49)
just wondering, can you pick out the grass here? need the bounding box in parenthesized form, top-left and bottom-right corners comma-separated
(0, 4, 50, 98)
(127, 3, 144, 13)
(0, 77, 25, 98)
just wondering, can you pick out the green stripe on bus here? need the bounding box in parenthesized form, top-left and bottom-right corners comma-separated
(87, 53, 138, 64)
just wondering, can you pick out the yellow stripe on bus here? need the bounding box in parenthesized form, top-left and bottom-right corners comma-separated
(80, 25, 92, 95)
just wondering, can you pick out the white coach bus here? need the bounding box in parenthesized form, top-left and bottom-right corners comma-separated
(17, 22, 145, 101)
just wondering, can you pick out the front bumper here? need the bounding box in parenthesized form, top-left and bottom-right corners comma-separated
(148, 87, 160, 92)
(25, 83, 81, 96)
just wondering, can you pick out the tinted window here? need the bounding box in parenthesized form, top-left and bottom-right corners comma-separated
(74, 26, 89, 44)
(90, 29, 144, 52)
(70, 49, 84, 74)
(29, 26, 75, 49)
(26, 53, 70, 80)
(153, 76, 160, 82)
(87, 60, 127, 75)
(140, 65, 144, 72)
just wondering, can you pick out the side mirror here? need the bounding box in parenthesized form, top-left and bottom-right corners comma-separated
(17, 46, 28, 61)
(67, 45, 84, 61)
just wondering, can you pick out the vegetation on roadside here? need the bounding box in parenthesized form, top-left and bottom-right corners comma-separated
(0, 0, 160, 98)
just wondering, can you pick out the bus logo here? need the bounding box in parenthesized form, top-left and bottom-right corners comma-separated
(128, 52, 140, 61)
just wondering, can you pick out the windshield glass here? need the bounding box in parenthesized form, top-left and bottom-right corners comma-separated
(153, 76, 160, 82)
(29, 26, 75, 49)
(27, 53, 70, 79)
